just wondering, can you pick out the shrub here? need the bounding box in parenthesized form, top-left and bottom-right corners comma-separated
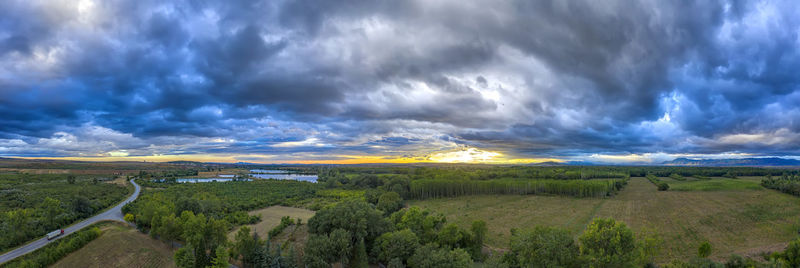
(579, 218, 638, 267)
(698, 241, 712, 258)
(784, 238, 800, 267)
(268, 216, 295, 238)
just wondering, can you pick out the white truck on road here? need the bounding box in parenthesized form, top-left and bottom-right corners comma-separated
(46, 229, 64, 240)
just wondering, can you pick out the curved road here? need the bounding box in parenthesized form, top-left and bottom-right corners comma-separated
(0, 179, 141, 264)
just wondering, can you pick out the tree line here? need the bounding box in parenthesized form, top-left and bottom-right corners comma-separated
(761, 173, 800, 196)
(409, 178, 627, 199)
(646, 174, 670, 191)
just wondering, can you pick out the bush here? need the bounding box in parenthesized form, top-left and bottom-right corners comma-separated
(783, 238, 800, 267)
(698, 241, 712, 258)
(579, 218, 638, 267)
(268, 216, 295, 238)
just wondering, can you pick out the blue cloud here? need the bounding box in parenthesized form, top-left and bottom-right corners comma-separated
(0, 0, 798, 162)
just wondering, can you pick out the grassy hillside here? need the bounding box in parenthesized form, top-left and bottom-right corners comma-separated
(411, 177, 800, 262)
(51, 222, 175, 268)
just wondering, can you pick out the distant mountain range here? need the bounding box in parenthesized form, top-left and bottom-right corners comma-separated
(662, 157, 800, 167)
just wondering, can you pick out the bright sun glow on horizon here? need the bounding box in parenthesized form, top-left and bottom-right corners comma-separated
(429, 148, 501, 163)
(10, 147, 566, 165)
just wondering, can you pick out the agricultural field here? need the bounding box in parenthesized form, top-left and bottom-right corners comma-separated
(51, 222, 175, 268)
(411, 177, 800, 263)
(228, 206, 316, 239)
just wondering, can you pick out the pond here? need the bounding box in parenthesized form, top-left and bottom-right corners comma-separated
(249, 173, 318, 183)
(162, 170, 319, 183)
(172, 178, 252, 183)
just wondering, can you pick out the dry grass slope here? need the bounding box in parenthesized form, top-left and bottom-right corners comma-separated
(411, 177, 800, 262)
(51, 222, 175, 268)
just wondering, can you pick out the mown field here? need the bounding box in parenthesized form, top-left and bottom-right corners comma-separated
(51, 222, 175, 268)
(411, 177, 800, 262)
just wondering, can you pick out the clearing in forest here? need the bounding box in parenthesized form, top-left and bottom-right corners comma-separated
(228, 206, 316, 239)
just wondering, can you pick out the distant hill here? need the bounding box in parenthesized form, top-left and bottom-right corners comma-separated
(663, 157, 800, 167)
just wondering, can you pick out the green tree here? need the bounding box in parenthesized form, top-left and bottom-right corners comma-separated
(373, 229, 420, 264)
(67, 175, 76, 184)
(364, 189, 383, 204)
(784, 238, 800, 266)
(352, 238, 369, 268)
(72, 196, 94, 216)
(304, 229, 353, 267)
(174, 247, 195, 268)
(579, 218, 637, 268)
(377, 191, 403, 214)
(233, 226, 259, 268)
(390, 207, 446, 243)
(307, 199, 390, 264)
(438, 223, 470, 249)
(209, 245, 230, 268)
(407, 244, 472, 268)
(178, 211, 230, 268)
(40, 197, 63, 227)
(698, 241, 712, 258)
(470, 220, 487, 260)
(504, 226, 581, 268)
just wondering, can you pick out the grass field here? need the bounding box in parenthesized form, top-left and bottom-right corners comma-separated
(52, 222, 175, 268)
(668, 177, 764, 191)
(228, 206, 316, 239)
(410, 177, 800, 262)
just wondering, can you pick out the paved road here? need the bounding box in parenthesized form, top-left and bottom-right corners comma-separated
(0, 179, 141, 264)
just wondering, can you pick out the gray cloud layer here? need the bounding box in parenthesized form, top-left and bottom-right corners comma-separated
(0, 0, 799, 162)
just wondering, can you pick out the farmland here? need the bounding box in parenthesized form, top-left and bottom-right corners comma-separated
(412, 177, 800, 262)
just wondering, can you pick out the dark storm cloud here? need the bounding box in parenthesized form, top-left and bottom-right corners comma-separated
(0, 0, 799, 161)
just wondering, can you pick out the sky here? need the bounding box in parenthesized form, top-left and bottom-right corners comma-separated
(1, 0, 799, 164)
